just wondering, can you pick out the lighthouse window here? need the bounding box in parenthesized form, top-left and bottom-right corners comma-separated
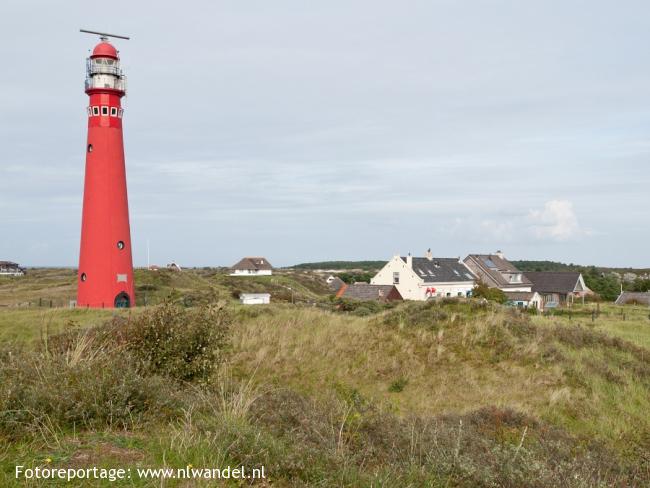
(87, 144, 93, 153)
(101, 106, 108, 116)
(117, 240, 125, 250)
(110, 107, 118, 117)
(118, 109, 123, 118)
(87, 107, 92, 116)
(80, 273, 87, 282)
(106, 59, 115, 66)
(92, 106, 99, 116)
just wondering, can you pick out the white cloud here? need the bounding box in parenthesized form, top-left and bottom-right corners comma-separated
(527, 200, 582, 241)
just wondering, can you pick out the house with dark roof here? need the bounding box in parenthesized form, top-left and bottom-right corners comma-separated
(524, 271, 591, 308)
(0, 261, 25, 276)
(463, 251, 532, 292)
(371, 249, 476, 300)
(230, 257, 273, 276)
(336, 283, 402, 302)
(615, 292, 650, 306)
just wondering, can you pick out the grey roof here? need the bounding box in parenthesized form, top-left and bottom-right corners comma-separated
(464, 254, 532, 288)
(615, 292, 650, 306)
(231, 256, 273, 271)
(524, 272, 583, 294)
(504, 291, 536, 301)
(337, 284, 402, 301)
(402, 257, 475, 283)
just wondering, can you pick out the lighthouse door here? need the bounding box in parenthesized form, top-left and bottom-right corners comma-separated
(114, 292, 130, 308)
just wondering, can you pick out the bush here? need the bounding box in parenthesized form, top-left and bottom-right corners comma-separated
(330, 297, 386, 315)
(120, 302, 231, 382)
(472, 281, 507, 303)
(0, 342, 181, 439)
(388, 377, 408, 393)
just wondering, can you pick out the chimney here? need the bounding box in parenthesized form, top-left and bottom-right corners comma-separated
(426, 248, 433, 261)
(495, 250, 504, 259)
(406, 252, 412, 267)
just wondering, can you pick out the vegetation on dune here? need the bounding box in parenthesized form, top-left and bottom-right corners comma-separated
(2, 280, 650, 485)
(335, 271, 375, 284)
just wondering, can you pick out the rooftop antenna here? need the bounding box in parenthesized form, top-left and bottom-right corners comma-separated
(79, 29, 130, 41)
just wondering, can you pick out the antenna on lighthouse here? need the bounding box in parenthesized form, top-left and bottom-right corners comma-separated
(79, 29, 131, 41)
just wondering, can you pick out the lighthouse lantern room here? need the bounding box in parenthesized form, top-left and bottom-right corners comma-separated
(77, 30, 135, 308)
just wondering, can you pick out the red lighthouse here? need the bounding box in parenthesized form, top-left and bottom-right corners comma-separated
(77, 31, 134, 308)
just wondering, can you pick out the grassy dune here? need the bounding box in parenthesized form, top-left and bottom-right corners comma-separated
(231, 303, 650, 452)
(1, 272, 650, 486)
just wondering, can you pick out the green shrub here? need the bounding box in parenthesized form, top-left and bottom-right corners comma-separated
(472, 281, 508, 303)
(0, 345, 181, 439)
(388, 377, 408, 393)
(120, 302, 231, 382)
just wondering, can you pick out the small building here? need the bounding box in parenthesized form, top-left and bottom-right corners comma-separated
(239, 293, 271, 305)
(230, 257, 273, 276)
(615, 292, 650, 306)
(167, 262, 182, 272)
(463, 251, 532, 292)
(371, 249, 476, 300)
(0, 261, 25, 276)
(336, 283, 403, 302)
(504, 291, 542, 309)
(524, 271, 591, 308)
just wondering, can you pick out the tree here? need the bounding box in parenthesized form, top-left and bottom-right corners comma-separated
(472, 281, 507, 303)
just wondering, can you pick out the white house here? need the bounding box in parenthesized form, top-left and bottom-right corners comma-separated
(371, 250, 476, 301)
(230, 257, 273, 276)
(0, 261, 25, 276)
(239, 293, 271, 305)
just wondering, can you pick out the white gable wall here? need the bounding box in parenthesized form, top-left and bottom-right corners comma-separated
(371, 256, 422, 300)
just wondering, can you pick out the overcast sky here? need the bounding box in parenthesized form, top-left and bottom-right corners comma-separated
(1, 1, 648, 267)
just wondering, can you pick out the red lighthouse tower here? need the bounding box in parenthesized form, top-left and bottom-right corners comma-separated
(77, 31, 134, 308)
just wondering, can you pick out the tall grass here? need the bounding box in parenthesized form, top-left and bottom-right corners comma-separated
(1, 299, 649, 486)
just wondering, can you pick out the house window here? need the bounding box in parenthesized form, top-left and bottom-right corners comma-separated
(101, 106, 108, 116)
(92, 106, 99, 116)
(393, 272, 399, 285)
(110, 107, 117, 117)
